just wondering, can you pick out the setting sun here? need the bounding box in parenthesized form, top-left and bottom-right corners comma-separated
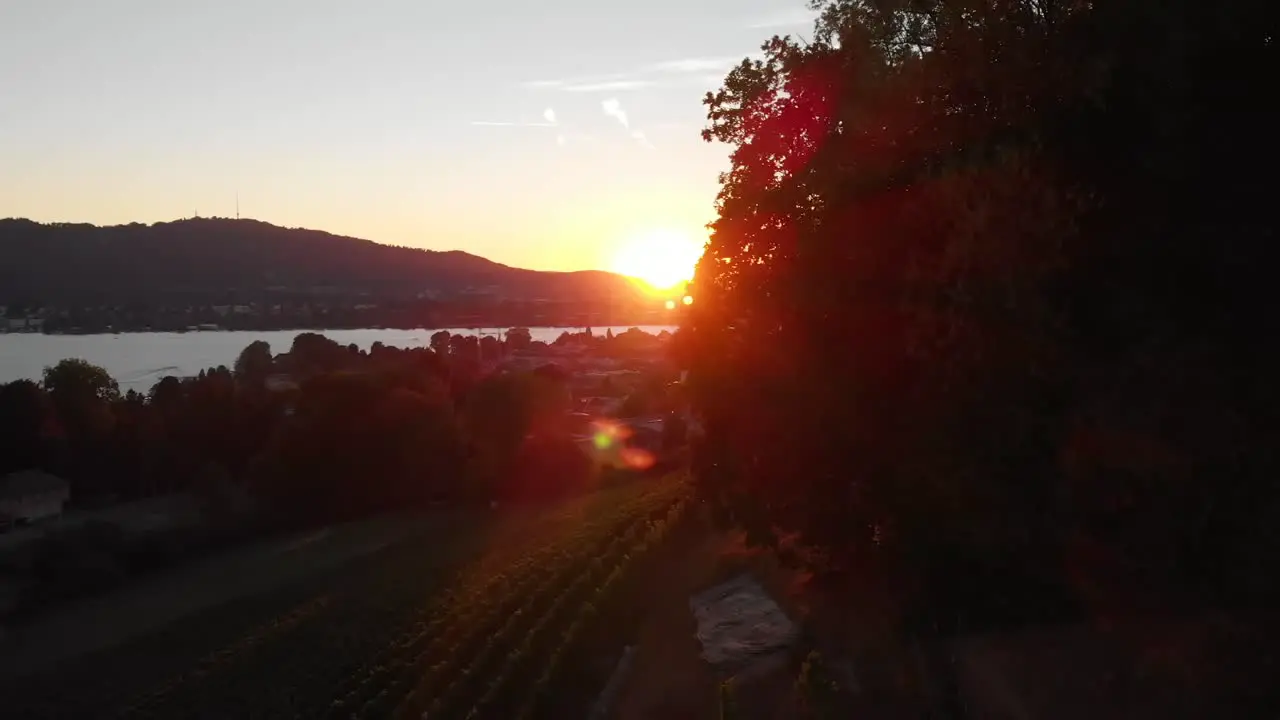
(611, 228, 704, 292)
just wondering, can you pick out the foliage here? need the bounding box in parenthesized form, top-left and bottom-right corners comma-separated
(41, 357, 120, 450)
(794, 651, 842, 719)
(233, 340, 273, 385)
(685, 0, 1278, 632)
(0, 378, 58, 475)
(42, 358, 121, 405)
(460, 365, 581, 499)
(506, 326, 533, 351)
(1, 326, 683, 525)
(1, 329, 687, 626)
(249, 371, 465, 524)
(431, 329, 452, 356)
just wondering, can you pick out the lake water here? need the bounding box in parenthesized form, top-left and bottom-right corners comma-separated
(0, 326, 676, 391)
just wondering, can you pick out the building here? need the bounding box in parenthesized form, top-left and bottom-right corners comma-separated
(0, 471, 71, 524)
(4, 317, 44, 333)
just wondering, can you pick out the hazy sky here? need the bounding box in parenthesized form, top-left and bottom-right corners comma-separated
(0, 0, 818, 277)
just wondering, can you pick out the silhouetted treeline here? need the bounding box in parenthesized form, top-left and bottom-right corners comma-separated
(0, 218, 653, 328)
(683, 0, 1277, 640)
(2, 330, 689, 609)
(0, 332, 646, 524)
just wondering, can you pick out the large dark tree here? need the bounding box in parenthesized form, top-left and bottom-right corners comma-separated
(685, 0, 1277, 631)
(0, 380, 58, 475)
(234, 340, 274, 387)
(250, 370, 463, 524)
(41, 359, 120, 496)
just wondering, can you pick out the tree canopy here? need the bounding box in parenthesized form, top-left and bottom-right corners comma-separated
(684, 0, 1277, 630)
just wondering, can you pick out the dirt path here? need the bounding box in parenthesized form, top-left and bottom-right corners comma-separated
(608, 520, 819, 720)
(610, 527, 731, 720)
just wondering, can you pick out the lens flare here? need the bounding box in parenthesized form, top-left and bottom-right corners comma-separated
(620, 447, 656, 470)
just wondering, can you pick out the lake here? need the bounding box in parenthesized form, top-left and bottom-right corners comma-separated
(0, 326, 676, 391)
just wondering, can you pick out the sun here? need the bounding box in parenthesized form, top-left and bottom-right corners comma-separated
(611, 228, 704, 292)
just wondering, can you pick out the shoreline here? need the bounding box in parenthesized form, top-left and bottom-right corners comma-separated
(0, 324, 678, 388)
(0, 322, 676, 339)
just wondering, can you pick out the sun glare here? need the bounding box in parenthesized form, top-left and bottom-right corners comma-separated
(611, 228, 704, 293)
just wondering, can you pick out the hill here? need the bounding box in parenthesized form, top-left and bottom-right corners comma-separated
(0, 218, 636, 306)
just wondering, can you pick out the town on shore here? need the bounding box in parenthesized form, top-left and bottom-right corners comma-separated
(0, 296, 681, 335)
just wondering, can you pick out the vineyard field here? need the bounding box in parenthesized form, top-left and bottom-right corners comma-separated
(0, 474, 691, 719)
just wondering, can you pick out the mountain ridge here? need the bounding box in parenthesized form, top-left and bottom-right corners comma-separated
(0, 217, 633, 305)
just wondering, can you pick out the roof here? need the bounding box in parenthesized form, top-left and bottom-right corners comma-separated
(0, 470, 70, 500)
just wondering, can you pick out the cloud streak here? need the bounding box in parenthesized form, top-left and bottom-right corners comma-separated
(564, 79, 655, 93)
(521, 73, 627, 90)
(521, 56, 743, 95)
(470, 121, 556, 127)
(521, 59, 736, 94)
(643, 57, 740, 74)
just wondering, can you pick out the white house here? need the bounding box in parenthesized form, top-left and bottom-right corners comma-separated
(0, 471, 71, 523)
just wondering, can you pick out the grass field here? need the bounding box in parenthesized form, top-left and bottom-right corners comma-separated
(0, 474, 691, 719)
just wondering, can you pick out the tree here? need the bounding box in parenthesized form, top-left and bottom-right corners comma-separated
(460, 367, 576, 500)
(41, 359, 120, 495)
(685, 0, 1278, 633)
(288, 332, 345, 377)
(0, 380, 57, 474)
(234, 340, 273, 386)
(251, 371, 462, 522)
(505, 326, 532, 351)
(43, 359, 120, 406)
(148, 375, 184, 412)
(430, 330, 451, 356)
(42, 358, 120, 443)
(449, 333, 478, 362)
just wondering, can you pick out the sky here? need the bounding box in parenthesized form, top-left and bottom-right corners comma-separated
(0, 0, 819, 282)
